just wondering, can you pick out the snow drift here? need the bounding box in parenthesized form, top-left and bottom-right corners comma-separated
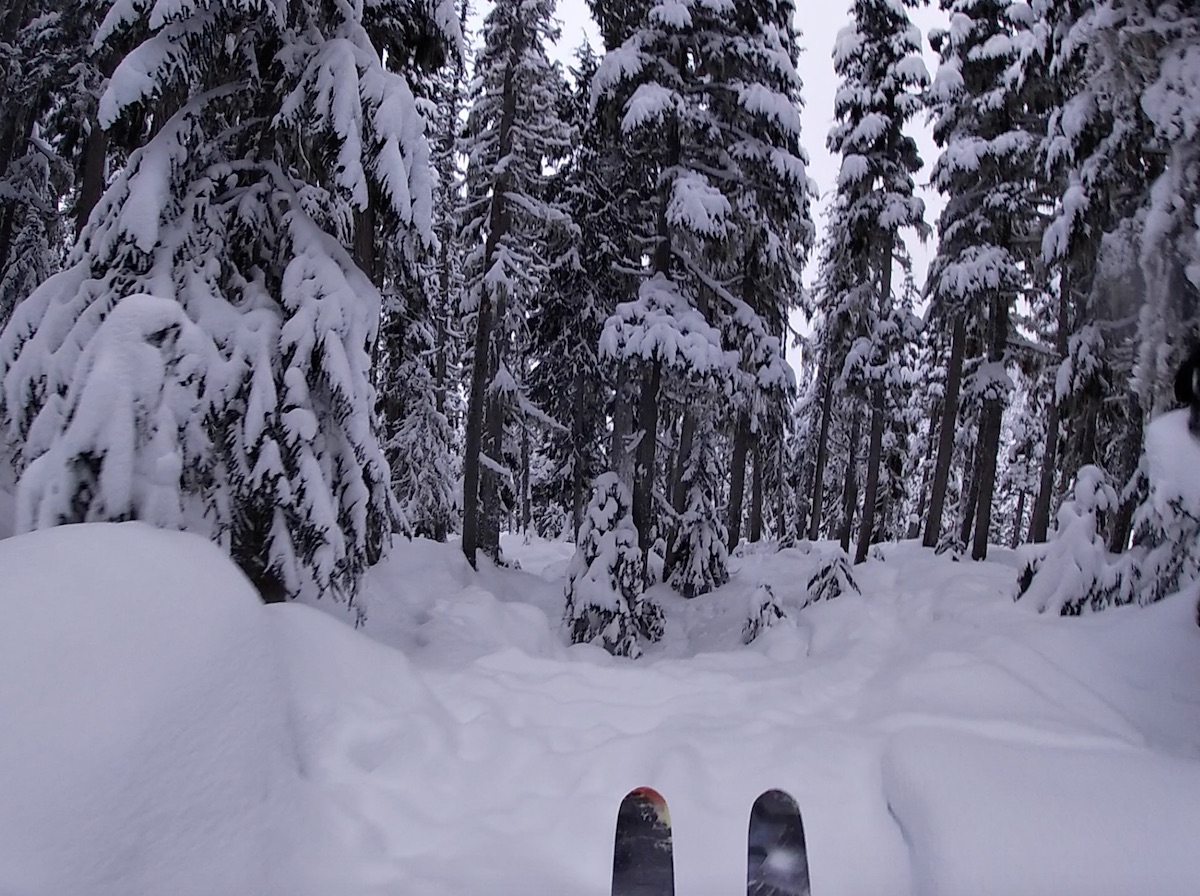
(0, 523, 303, 896)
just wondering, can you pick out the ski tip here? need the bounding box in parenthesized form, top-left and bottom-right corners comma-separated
(621, 786, 670, 824)
(750, 788, 801, 814)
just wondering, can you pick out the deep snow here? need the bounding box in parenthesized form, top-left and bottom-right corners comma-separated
(4, 525, 1200, 895)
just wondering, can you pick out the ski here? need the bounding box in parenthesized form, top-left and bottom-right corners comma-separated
(747, 789, 810, 896)
(612, 786, 674, 896)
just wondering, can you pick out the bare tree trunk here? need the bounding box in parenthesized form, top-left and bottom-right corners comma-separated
(480, 283, 509, 561)
(971, 291, 1011, 561)
(672, 412, 696, 514)
(633, 360, 663, 561)
(462, 48, 519, 568)
(958, 437, 980, 548)
(520, 420, 531, 534)
(807, 367, 835, 540)
(750, 438, 764, 543)
(1010, 490, 1026, 548)
(839, 410, 861, 553)
(726, 412, 751, 551)
(75, 121, 109, 237)
(571, 369, 587, 540)
(855, 384, 886, 563)
(1029, 270, 1071, 543)
(611, 368, 636, 487)
(924, 314, 966, 547)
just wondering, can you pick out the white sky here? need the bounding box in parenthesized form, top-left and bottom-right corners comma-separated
(469, 0, 949, 355)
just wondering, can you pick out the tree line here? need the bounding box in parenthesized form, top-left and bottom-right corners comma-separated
(0, 0, 1197, 653)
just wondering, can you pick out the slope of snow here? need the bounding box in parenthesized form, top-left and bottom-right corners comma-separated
(3, 526, 1200, 895)
(0, 523, 311, 896)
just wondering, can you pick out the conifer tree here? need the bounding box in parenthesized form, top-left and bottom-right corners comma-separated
(924, 0, 1041, 560)
(0, 0, 457, 607)
(593, 0, 812, 582)
(816, 0, 928, 562)
(459, 0, 573, 567)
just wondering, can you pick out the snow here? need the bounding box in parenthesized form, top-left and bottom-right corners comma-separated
(1145, 408, 1200, 515)
(0, 523, 308, 896)
(4, 526, 1200, 894)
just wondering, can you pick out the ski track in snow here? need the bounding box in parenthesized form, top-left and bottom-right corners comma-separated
(284, 534, 1200, 896)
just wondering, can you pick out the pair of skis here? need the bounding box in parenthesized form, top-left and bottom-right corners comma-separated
(612, 787, 809, 896)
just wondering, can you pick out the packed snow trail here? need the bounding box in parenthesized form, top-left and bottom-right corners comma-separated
(290, 536, 1200, 896)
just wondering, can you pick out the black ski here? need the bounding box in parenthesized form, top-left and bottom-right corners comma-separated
(612, 787, 674, 896)
(747, 789, 810, 896)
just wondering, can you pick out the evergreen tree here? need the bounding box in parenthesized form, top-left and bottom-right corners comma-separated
(593, 0, 812, 579)
(815, 0, 928, 561)
(564, 473, 664, 658)
(459, 0, 573, 567)
(668, 420, 730, 598)
(924, 0, 1042, 560)
(0, 0, 456, 608)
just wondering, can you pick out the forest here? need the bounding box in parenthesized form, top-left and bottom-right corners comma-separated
(0, 0, 1198, 657)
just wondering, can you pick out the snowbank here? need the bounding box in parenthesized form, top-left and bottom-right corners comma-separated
(0, 523, 302, 896)
(884, 728, 1200, 896)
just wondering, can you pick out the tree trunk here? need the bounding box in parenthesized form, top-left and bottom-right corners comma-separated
(1029, 270, 1071, 543)
(750, 437, 764, 543)
(462, 49, 519, 569)
(611, 368, 636, 488)
(959, 436, 980, 549)
(839, 411, 861, 553)
(923, 313, 966, 547)
(971, 291, 1011, 561)
(480, 283, 509, 561)
(1010, 490, 1026, 549)
(726, 412, 751, 551)
(520, 420, 531, 534)
(672, 411, 696, 514)
(633, 360, 663, 562)
(571, 369, 587, 540)
(75, 121, 109, 238)
(807, 367, 835, 540)
(855, 384, 886, 563)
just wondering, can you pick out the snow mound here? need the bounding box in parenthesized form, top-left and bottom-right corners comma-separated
(1145, 408, 1200, 512)
(0, 523, 301, 896)
(884, 727, 1200, 896)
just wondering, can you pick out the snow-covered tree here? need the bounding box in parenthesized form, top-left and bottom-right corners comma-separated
(564, 473, 664, 658)
(668, 422, 730, 598)
(1015, 464, 1121, 615)
(0, 0, 457, 607)
(593, 0, 813, 571)
(459, 0, 573, 567)
(924, 0, 1042, 560)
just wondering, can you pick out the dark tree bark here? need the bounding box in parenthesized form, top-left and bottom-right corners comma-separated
(855, 384, 886, 563)
(1010, 490, 1026, 549)
(839, 410, 861, 553)
(807, 367, 835, 540)
(923, 313, 966, 547)
(1029, 269, 1071, 543)
(632, 359, 662, 560)
(749, 438, 764, 543)
(727, 412, 751, 551)
(971, 291, 1011, 561)
(462, 47, 519, 568)
(571, 369, 588, 539)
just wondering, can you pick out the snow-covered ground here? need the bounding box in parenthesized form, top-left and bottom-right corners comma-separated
(4, 523, 1200, 895)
